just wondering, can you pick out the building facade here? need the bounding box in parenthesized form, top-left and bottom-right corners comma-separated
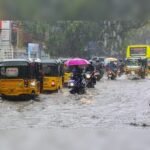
(0, 20, 13, 59)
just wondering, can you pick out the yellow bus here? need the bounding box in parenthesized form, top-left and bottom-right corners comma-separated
(126, 45, 150, 75)
(126, 45, 150, 59)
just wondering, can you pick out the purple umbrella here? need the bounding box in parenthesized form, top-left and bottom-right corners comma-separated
(64, 58, 90, 66)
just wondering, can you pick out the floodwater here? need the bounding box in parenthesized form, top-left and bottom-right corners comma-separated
(1, 75, 150, 150)
(0, 75, 150, 130)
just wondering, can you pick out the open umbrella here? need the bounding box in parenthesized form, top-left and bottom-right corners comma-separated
(64, 58, 90, 66)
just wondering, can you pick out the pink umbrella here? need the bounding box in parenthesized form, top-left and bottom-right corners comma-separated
(64, 58, 90, 66)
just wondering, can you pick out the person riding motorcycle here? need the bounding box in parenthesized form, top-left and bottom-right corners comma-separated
(86, 61, 95, 72)
(106, 61, 118, 71)
(72, 66, 83, 81)
(70, 66, 85, 94)
(95, 60, 104, 80)
(106, 61, 118, 79)
(85, 61, 96, 85)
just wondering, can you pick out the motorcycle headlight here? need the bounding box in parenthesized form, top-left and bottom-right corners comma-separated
(86, 74, 91, 79)
(30, 81, 36, 87)
(70, 82, 74, 87)
(68, 80, 75, 87)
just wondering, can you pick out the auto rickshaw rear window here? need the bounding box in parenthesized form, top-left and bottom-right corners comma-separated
(0, 66, 29, 79)
(42, 64, 59, 76)
(1, 61, 28, 66)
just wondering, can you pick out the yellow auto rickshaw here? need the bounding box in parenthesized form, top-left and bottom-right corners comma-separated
(63, 65, 72, 85)
(0, 59, 41, 99)
(60, 58, 72, 85)
(41, 59, 63, 91)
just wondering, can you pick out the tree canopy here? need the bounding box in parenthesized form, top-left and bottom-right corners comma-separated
(0, 0, 150, 21)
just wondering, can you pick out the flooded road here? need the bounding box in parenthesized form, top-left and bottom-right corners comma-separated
(0, 75, 150, 130)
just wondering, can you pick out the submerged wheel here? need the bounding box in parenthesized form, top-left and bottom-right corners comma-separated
(96, 76, 101, 81)
(111, 76, 116, 80)
(1, 95, 7, 100)
(78, 88, 86, 94)
(31, 91, 36, 99)
(70, 89, 76, 94)
(141, 73, 145, 79)
(56, 86, 61, 93)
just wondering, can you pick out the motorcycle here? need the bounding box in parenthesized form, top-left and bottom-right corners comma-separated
(117, 66, 125, 77)
(107, 69, 117, 80)
(68, 75, 86, 94)
(94, 70, 101, 81)
(84, 71, 96, 88)
(95, 69, 104, 81)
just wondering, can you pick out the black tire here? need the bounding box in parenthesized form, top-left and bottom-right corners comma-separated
(87, 82, 94, 88)
(1, 95, 7, 100)
(78, 88, 85, 94)
(96, 76, 101, 81)
(56, 87, 60, 93)
(98, 71, 104, 80)
(70, 89, 76, 94)
(91, 82, 95, 88)
(141, 75, 145, 79)
(141, 72, 145, 79)
(31, 91, 36, 99)
(111, 75, 116, 80)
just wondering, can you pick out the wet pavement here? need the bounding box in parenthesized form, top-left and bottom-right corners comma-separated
(0, 75, 150, 130)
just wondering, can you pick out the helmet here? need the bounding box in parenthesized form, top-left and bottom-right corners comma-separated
(114, 61, 117, 65)
(89, 60, 93, 64)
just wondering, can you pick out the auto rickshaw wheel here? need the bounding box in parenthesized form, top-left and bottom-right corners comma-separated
(1, 95, 7, 100)
(141, 75, 145, 79)
(56, 86, 61, 93)
(31, 91, 36, 99)
(141, 72, 145, 79)
(96, 75, 101, 81)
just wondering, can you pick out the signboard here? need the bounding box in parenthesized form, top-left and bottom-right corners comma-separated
(28, 43, 40, 59)
(0, 29, 10, 41)
(6, 68, 18, 77)
(130, 47, 146, 56)
(1, 21, 11, 30)
(0, 20, 11, 41)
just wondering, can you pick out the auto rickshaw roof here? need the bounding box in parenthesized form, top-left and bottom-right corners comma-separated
(0, 58, 41, 66)
(2, 58, 41, 63)
(59, 58, 71, 62)
(41, 59, 60, 64)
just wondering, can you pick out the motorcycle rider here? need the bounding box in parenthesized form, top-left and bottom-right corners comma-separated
(106, 61, 118, 76)
(70, 66, 85, 94)
(85, 61, 96, 84)
(95, 59, 104, 76)
(72, 66, 82, 78)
